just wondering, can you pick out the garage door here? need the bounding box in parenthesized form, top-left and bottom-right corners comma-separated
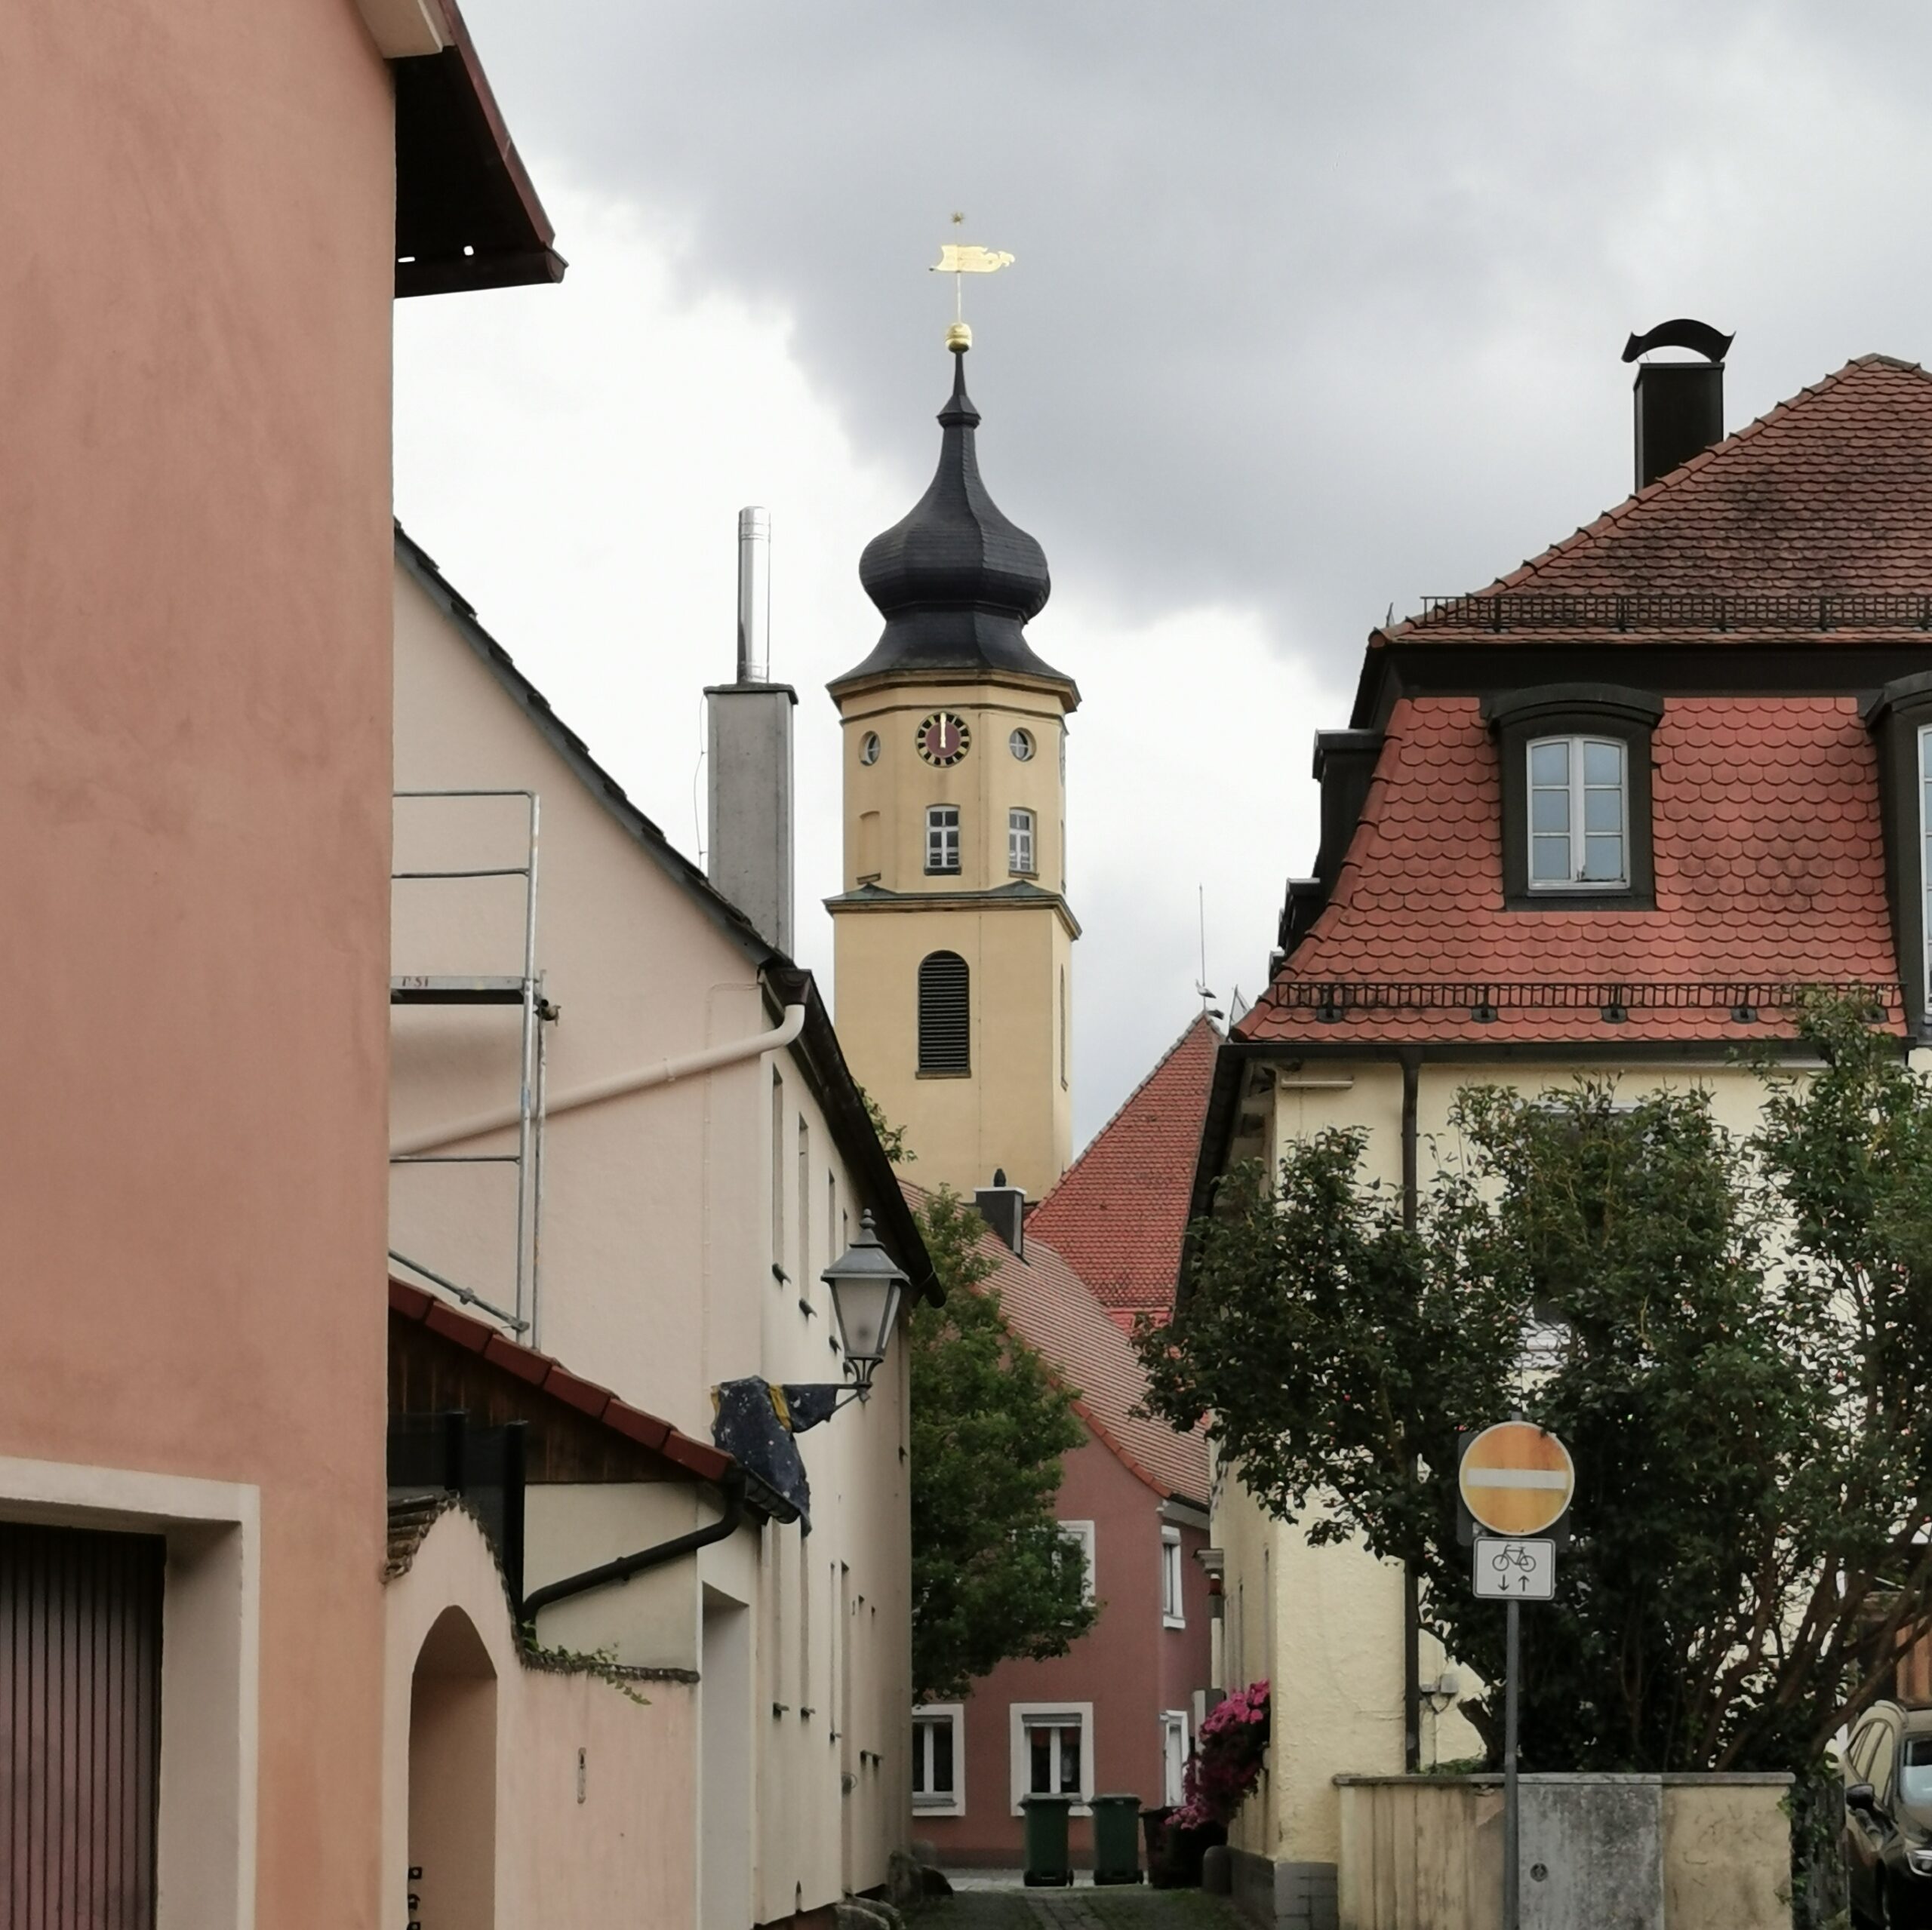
(1, 1520, 165, 1928)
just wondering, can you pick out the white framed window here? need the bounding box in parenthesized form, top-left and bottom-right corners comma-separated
(1161, 1711, 1190, 1807)
(1010, 1701, 1094, 1814)
(925, 804, 960, 874)
(1060, 1519, 1096, 1605)
(1920, 724, 1932, 1010)
(1527, 736, 1627, 890)
(1161, 1528, 1186, 1627)
(1008, 807, 1035, 876)
(1009, 727, 1035, 762)
(913, 1703, 965, 1815)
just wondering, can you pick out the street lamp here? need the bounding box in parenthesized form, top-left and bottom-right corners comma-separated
(822, 1210, 909, 1400)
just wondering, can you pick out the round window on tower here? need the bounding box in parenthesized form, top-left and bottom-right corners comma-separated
(859, 732, 881, 767)
(1009, 729, 1035, 763)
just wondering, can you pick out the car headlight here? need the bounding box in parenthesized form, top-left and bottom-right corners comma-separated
(1906, 1847, 1932, 1876)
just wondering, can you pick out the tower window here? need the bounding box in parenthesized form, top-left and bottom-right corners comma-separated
(1008, 808, 1035, 876)
(918, 951, 971, 1075)
(860, 731, 881, 767)
(1009, 728, 1035, 762)
(926, 805, 961, 875)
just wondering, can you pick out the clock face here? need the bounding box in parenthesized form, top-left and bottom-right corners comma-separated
(915, 711, 971, 767)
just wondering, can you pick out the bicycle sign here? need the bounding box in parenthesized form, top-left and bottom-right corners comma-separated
(1473, 1538, 1555, 1600)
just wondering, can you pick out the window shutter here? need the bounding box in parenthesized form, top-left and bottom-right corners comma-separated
(918, 951, 971, 1074)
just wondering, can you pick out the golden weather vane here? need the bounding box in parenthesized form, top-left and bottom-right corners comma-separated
(930, 212, 1014, 351)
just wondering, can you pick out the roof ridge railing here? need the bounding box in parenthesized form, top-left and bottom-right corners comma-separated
(1410, 592, 1932, 633)
(1260, 979, 1900, 1021)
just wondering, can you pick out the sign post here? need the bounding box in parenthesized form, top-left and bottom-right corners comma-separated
(1458, 1422, 1576, 1930)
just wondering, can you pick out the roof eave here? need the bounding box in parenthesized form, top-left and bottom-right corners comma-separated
(392, 0, 566, 300)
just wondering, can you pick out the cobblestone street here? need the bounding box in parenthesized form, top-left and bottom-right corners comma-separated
(914, 1886, 1246, 1930)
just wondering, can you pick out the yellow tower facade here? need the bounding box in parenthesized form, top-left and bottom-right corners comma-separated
(827, 345, 1078, 1199)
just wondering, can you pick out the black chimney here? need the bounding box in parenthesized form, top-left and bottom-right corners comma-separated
(974, 1169, 1026, 1258)
(1623, 318, 1734, 491)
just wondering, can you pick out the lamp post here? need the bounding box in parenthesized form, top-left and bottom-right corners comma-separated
(821, 1210, 909, 1402)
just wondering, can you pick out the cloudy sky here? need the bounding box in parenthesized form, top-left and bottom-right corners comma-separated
(395, 0, 1931, 1147)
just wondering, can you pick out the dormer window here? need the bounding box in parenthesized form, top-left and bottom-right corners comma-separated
(1921, 724, 1932, 1009)
(1860, 673, 1932, 1034)
(1482, 684, 1661, 910)
(1528, 737, 1627, 890)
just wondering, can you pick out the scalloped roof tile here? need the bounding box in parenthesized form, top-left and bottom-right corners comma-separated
(1240, 695, 1900, 1046)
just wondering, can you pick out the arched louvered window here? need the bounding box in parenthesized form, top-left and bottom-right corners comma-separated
(918, 951, 971, 1075)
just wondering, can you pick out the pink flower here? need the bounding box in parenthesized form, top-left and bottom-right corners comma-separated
(1174, 1683, 1271, 1829)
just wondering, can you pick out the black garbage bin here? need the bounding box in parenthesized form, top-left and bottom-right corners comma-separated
(1091, 1793, 1143, 1885)
(1021, 1793, 1074, 1887)
(1142, 1806, 1176, 1888)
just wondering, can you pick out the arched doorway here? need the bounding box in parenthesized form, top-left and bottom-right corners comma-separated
(408, 1606, 497, 1929)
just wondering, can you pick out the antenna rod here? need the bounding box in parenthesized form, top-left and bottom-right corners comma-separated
(1198, 884, 1208, 1009)
(737, 506, 771, 682)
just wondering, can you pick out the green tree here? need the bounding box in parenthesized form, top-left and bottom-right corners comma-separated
(1137, 995, 1932, 1778)
(909, 1187, 1096, 1701)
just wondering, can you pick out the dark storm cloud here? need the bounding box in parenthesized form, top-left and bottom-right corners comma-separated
(462, 0, 1932, 706)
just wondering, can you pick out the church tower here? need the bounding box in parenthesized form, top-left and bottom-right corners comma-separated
(827, 338, 1078, 1199)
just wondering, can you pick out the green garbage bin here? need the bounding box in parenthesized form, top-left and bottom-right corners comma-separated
(1091, 1793, 1145, 1885)
(1021, 1793, 1075, 1887)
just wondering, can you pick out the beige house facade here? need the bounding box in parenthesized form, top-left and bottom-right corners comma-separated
(1192, 346, 1932, 1930)
(828, 344, 1079, 1200)
(389, 529, 932, 1926)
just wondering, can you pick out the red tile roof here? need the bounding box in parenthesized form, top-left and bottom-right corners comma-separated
(1384, 357, 1932, 638)
(388, 1277, 734, 1483)
(1029, 1016, 1220, 1325)
(1239, 696, 1902, 1046)
(906, 1188, 1209, 1506)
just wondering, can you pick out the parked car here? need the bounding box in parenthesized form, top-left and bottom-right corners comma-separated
(1844, 1701, 1932, 1927)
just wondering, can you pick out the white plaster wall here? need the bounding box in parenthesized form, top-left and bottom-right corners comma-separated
(525, 1483, 706, 1670)
(383, 1509, 698, 1930)
(392, 562, 914, 1912)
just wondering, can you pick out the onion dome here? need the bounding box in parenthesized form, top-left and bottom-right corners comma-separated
(831, 346, 1072, 693)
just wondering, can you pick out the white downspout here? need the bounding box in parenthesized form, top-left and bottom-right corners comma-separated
(390, 1002, 807, 1157)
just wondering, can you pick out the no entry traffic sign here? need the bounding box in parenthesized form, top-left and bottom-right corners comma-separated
(1458, 1421, 1575, 1537)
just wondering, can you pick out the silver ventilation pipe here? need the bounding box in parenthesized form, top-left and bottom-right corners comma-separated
(707, 506, 795, 953)
(737, 506, 771, 683)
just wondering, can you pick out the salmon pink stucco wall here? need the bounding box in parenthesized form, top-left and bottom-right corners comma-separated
(0, 5, 397, 1925)
(918, 1430, 1211, 1867)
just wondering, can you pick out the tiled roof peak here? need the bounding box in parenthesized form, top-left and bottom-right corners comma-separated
(1379, 354, 1932, 641)
(1027, 1015, 1220, 1323)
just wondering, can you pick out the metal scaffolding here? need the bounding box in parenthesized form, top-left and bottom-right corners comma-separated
(389, 788, 553, 1339)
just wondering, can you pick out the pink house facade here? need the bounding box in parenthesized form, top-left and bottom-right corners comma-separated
(0, 6, 556, 1924)
(911, 1216, 1213, 1869)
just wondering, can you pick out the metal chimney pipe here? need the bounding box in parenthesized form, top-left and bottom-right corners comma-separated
(737, 506, 771, 682)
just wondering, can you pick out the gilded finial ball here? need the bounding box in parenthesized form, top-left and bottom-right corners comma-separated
(945, 321, 973, 353)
